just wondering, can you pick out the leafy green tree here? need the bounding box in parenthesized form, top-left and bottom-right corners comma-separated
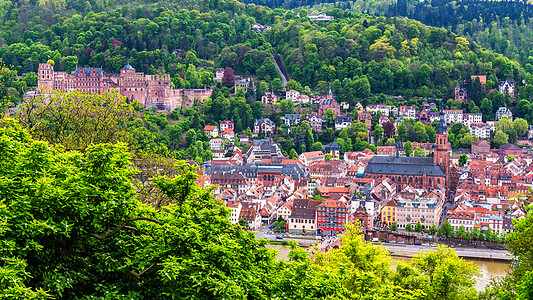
(437, 221, 454, 238)
(458, 154, 468, 167)
(325, 153, 332, 160)
(311, 142, 323, 151)
(493, 130, 509, 147)
(271, 78, 283, 95)
(17, 90, 134, 151)
(480, 98, 493, 117)
(514, 118, 529, 137)
(407, 245, 480, 299)
(429, 224, 438, 236)
(415, 221, 423, 234)
(391, 221, 398, 231)
(238, 218, 249, 228)
(373, 124, 383, 144)
(406, 223, 413, 232)
(404, 141, 413, 156)
(289, 148, 298, 159)
(414, 147, 425, 157)
(324, 108, 336, 125)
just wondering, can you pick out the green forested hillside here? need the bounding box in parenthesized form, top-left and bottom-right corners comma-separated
(0, 0, 528, 103)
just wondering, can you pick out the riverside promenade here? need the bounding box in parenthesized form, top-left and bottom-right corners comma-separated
(380, 243, 513, 262)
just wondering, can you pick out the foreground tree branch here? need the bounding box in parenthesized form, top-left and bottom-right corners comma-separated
(87, 217, 160, 240)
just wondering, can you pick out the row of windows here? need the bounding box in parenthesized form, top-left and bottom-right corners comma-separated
(318, 207, 346, 212)
(291, 219, 315, 224)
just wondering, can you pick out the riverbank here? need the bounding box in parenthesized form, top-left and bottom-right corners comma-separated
(379, 243, 513, 262)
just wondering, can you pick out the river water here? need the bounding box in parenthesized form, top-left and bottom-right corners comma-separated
(266, 244, 509, 291)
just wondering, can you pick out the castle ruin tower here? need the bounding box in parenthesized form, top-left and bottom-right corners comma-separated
(38, 63, 54, 91)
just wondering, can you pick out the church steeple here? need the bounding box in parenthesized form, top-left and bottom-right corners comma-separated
(436, 110, 448, 135)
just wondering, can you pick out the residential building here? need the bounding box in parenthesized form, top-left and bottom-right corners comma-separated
(253, 118, 276, 135)
(366, 104, 391, 116)
(447, 210, 475, 232)
(316, 199, 350, 235)
(499, 143, 524, 157)
(308, 112, 324, 132)
(399, 106, 416, 119)
(322, 141, 341, 160)
(395, 190, 444, 229)
(335, 116, 352, 130)
(286, 90, 300, 101)
(209, 138, 224, 151)
(455, 81, 468, 102)
(294, 94, 310, 104)
(215, 68, 224, 82)
(283, 114, 301, 126)
(377, 146, 395, 156)
(220, 120, 234, 132)
(357, 113, 371, 130)
(226, 200, 242, 225)
(471, 140, 491, 154)
(469, 123, 494, 139)
(499, 79, 515, 96)
(463, 113, 483, 128)
(381, 199, 397, 226)
(261, 92, 278, 105)
(299, 151, 325, 166)
(234, 77, 249, 91)
(444, 110, 464, 124)
(221, 128, 235, 140)
(288, 209, 316, 234)
(496, 107, 513, 121)
(204, 125, 219, 137)
(239, 203, 262, 230)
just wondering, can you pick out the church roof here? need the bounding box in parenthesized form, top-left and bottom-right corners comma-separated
(436, 111, 448, 135)
(365, 156, 445, 177)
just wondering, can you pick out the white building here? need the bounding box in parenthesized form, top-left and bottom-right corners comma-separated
(286, 90, 300, 101)
(294, 94, 310, 104)
(463, 113, 483, 128)
(499, 79, 515, 96)
(399, 106, 416, 119)
(469, 123, 494, 139)
(308, 13, 334, 21)
(444, 110, 464, 124)
(366, 104, 392, 116)
(226, 200, 242, 225)
(334, 116, 352, 131)
(496, 107, 513, 121)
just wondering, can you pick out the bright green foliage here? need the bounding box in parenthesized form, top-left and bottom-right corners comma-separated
(398, 245, 480, 300)
(458, 154, 468, 167)
(391, 221, 398, 231)
(406, 223, 413, 232)
(404, 141, 413, 157)
(437, 221, 454, 238)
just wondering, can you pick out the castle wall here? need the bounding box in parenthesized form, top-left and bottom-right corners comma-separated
(37, 63, 208, 111)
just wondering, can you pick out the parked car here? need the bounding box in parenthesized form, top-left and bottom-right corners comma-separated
(414, 242, 422, 245)
(397, 241, 405, 244)
(390, 240, 397, 244)
(372, 238, 379, 242)
(276, 236, 284, 240)
(407, 242, 413, 245)
(382, 240, 389, 243)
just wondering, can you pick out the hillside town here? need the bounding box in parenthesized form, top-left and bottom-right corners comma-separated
(198, 86, 528, 241)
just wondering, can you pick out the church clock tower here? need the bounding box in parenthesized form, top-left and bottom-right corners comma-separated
(434, 110, 452, 196)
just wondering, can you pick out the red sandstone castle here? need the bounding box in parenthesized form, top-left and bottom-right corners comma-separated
(37, 63, 211, 110)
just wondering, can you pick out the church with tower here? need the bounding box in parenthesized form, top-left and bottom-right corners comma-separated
(364, 111, 458, 197)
